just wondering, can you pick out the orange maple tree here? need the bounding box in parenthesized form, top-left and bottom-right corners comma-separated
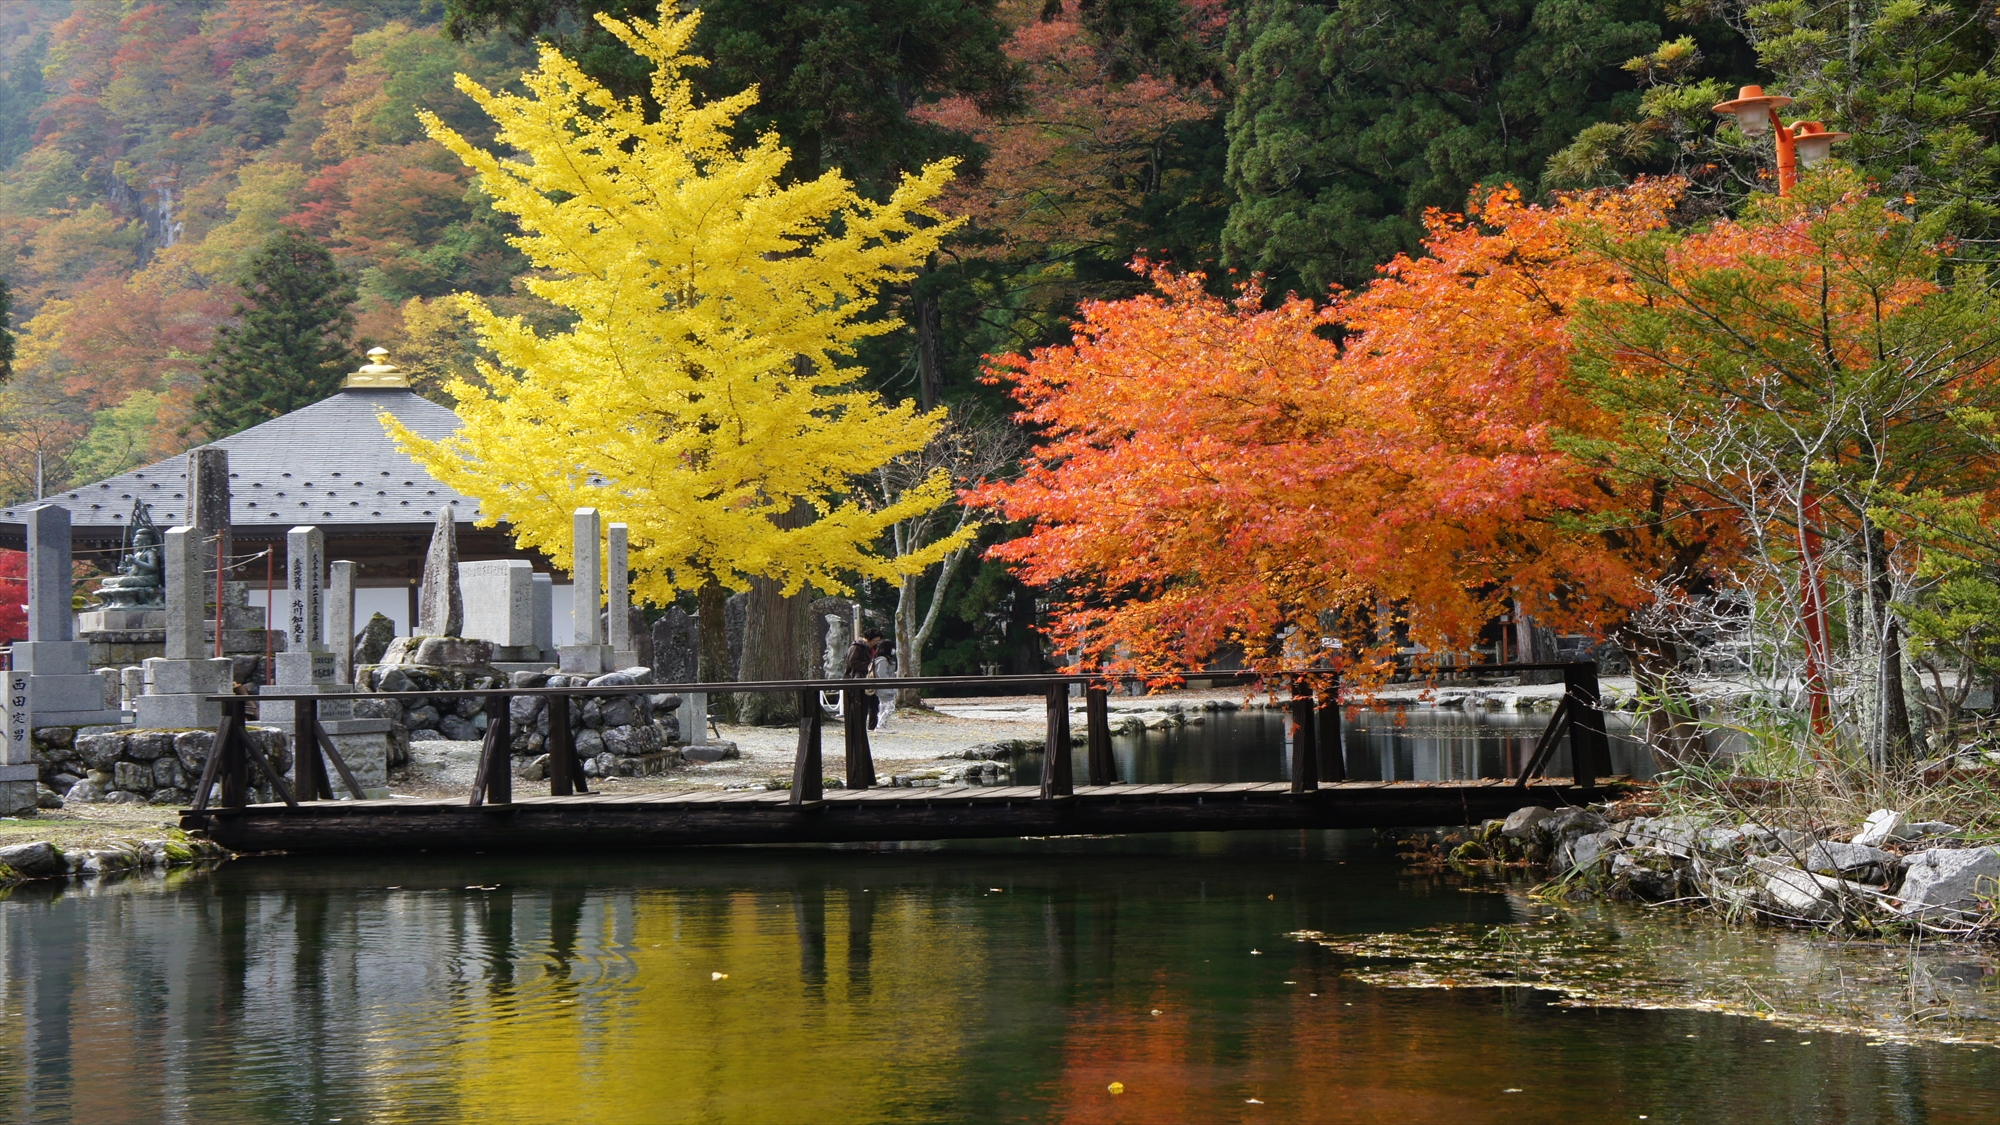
(975, 180, 1735, 691)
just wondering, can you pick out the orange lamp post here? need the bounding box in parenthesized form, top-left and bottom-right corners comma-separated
(1711, 86, 1849, 736)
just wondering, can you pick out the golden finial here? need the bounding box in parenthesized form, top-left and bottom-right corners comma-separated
(342, 347, 410, 389)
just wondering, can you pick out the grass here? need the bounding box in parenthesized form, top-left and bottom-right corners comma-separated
(0, 802, 191, 854)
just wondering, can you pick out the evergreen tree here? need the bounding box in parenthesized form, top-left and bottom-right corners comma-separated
(1223, 0, 1663, 295)
(193, 230, 358, 439)
(0, 278, 15, 381)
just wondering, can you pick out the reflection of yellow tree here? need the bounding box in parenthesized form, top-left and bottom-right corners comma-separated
(415, 888, 977, 1123)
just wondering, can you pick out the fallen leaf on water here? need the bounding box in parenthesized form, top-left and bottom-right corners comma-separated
(1107, 1082, 1124, 1095)
(711, 972, 728, 981)
(1250, 949, 1262, 955)
(1246, 1098, 1264, 1104)
(1150, 1009, 1163, 1016)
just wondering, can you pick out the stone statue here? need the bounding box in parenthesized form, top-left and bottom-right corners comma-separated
(95, 501, 165, 610)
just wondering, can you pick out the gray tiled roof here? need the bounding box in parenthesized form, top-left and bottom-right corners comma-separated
(0, 389, 485, 542)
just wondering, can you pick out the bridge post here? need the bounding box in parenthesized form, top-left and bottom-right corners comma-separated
(219, 697, 250, 808)
(548, 695, 579, 796)
(1041, 682, 1073, 798)
(792, 689, 823, 803)
(1316, 674, 1344, 783)
(842, 687, 875, 788)
(1085, 683, 1115, 785)
(474, 694, 511, 806)
(1289, 679, 1318, 793)
(1565, 662, 1609, 792)
(293, 697, 333, 800)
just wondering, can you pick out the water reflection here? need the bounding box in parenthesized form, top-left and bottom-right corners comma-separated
(1019, 708, 1653, 785)
(0, 837, 1994, 1123)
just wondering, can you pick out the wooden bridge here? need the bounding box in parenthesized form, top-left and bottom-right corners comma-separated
(179, 664, 1625, 854)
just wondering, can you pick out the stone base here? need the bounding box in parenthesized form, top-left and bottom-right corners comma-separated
(11, 641, 91, 676)
(133, 694, 223, 731)
(0, 777, 38, 815)
(26, 672, 120, 714)
(79, 608, 166, 632)
(682, 741, 740, 763)
(274, 651, 336, 685)
(492, 661, 558, 676)
(310, 719, 392, 799)
(145, 657, 233, 696)
(28, 709, 129, 728)
(557, 645, 613, 675)
(381, 636, 495, 667)
(490, 645, 549, 663)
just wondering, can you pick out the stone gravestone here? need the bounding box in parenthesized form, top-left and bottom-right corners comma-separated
(9, 506, 127, 734)
(650, 606, 707, 745)
(531, 573, 554, 661)
(134, 526, 235, 730)
(268, 528, 391, 799)
(460, 560, 540, 663)
(416, 508, 462, 637)
(328, 561, 356, 684)
(606, 523, 637, 668)
(188, 446, 230, 611)
(558, 508, 612, 674)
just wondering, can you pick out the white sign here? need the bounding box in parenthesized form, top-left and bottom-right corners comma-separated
(6, 672, 30, 765)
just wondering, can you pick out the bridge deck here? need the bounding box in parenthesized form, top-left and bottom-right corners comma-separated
(186, 778, 1615, 854)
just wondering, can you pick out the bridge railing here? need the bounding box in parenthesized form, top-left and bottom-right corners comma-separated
(187, 661, 1609, 814)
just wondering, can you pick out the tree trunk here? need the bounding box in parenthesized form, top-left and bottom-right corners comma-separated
(698, 581, 736, 723)
(736, 500, 815, 726)
(1618, 627, 1705, 771)
(1866, 521, 1919, 766)
(914, 269, 944, 411)
(894, 546, 969, 708)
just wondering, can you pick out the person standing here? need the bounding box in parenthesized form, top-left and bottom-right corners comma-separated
(872, 636, 898, 729)
(849, 629, 882, 729)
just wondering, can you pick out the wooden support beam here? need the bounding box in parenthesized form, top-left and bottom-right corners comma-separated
(1565, 662, 1609, 792)
(219, 699, 249, 809)
(792, 689, 823, 804)
(468, 694, 511, 807)
(1515, 696, 1574, 787)
(842, 687, 875, 789)
(293, 698, 333, 801)
(1085, 683, 1116, 785)
(310, 720, 369, 801)
(547, 695, 579, 796)
(1316, 679, 1345, 783)
(1042, 682, 1073, 798)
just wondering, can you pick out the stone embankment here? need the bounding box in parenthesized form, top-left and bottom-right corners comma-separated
(29, 725, 292, 809)
(0, 829, 230, 886)
(1456, 805, 1997, 935)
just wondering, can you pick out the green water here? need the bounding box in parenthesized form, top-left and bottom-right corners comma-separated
(2, 833, 1996, 1124)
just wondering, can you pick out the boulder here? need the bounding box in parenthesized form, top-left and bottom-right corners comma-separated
(376, 667, 416, 694)
(174, 730, 214, 772)
(511, 671, 551, 689)
(1611, 848, 1685, 901)
(518, 754, 550, 781)
(103, 791, 147, 805)
(64, 778, 104, 803)
(1557, 829, 1621, 873)
(1751, 855, 1877, 920)
(599, 698, 638, 728)
(1896, 847, 2000, 920)
(408, 729, 447, 742)
(439, 714, 480, 741)
(1535, 807, 1610, 847)
(1803, 841, 1896, 882)
(575, 729, 605, 758)
(412, 636, 494, 667)
(587, 671, 638, 688)
(113, 761, 155, 792)
(684, 742, 739, 763)
(510, 696, 546, 724)
(353, 612, 396, 667)
(1623, 817, 1701, 857)
(1904, 821, 1962, 840)
(0, 841, 64, 877)
(405, 704, 441, 730)
(33, 727, 74, 749)
(1853, 809, 1908, 847)
(35, 787, 62, 809)
(75, 733, 126, 771)
(151, 758, 182, 789)
(1500, 806, 1554, 839)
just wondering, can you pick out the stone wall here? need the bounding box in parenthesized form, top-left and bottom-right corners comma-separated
(31, 724, 291, 806)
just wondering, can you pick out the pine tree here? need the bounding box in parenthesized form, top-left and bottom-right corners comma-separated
(194, 229, 358, 439)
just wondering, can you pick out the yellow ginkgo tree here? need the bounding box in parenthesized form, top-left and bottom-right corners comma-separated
(390, 6, 969, 634)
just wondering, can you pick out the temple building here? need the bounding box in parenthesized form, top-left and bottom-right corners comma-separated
(0, 350, 557, 640)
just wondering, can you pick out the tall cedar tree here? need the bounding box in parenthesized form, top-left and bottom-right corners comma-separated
(0, 278, 14, 380)
(194, 230, 359, 439)
(1223, 0, 1663, 294)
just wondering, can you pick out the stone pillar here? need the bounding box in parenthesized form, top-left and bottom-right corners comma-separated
(558, 508, 612, 674)
(135, 526, 234, 730)
(607, 522, 636, 669)
(274, 527, 333, 686)
(188, 446, 230, 610)
(329, 561, 356, 685)
(416, 508, 462, 637)
(531, 573, 554, 662)
(8, 506, 124, 739)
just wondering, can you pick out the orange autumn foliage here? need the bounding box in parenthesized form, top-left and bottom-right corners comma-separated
(976, 180, 1734, 676)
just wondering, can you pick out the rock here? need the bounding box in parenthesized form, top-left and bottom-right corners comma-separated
(518, 754, 550, 781)
(1905, 821, 1962, 840)
(599, 698, 637, 728)
(376, 667, 416, 694)
(1804, 841, 1896, 882)
(33, 727, 74, 749)
(405, 704, 441, 730)
(353, 612, 397, 667)
(439, 714, 480, 741)
(351, 697, 403, 721)
(511, 671, 551, 689)
(124, 732, 175, 761)
(1896, 847, 2000, 920)
(64, 778, 105, 803)
(76, 733, 126, 770)
(1535, 807, 1610, 847)
(103, 791, 147, 805)
(1853, 808, 1908, 847)
(575, 729, 605, 758)
(1557, 829, 1621, 873)
(1611, 848, 1686, 901)
(1751, 855, 1876, 921)
(587, 671, 638, 688)
(650, 693, 682, 712)
(0, 841, 64, 877)
(35, 787, 63, 810)
(411, 636, 493, 666)
(601, 725, 640, 756)
(114, 760, 159, 793)
(510, 696, 545, 725)
(683, 742, 739, 763)
(581, 699, 603, 727)
(1623, 817, 1702, 856)
(51, 773, 79, 793)
(1500, 806, 1554, 839)
(408, 729, 447, 742)
(174, 730, 214, 772)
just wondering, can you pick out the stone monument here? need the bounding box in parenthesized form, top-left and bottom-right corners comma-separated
(329, 561, 356, 684)
(4, 507, 125, 809)
(558, 508, 613, 674)
(532, 572, 554, 658)
(607, 522, 637, 668)
(134, 525, 234, 730)
(416, 507, 462, 637)
(269, 526, 392, 798)
(461, 559, 543, 664)
(189, 445, 230, 612)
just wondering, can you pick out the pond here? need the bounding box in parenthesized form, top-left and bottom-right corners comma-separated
(3, 831, 1996, 1123)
